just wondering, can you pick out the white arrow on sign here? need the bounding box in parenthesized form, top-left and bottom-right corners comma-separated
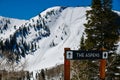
(66, 51, 73, 59)
(102, 52, 108, 59)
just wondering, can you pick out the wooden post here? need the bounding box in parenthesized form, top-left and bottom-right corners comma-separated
(100, 59, 107, 80)
(64, 48, 70, 80)
(100, 48, 107, 80)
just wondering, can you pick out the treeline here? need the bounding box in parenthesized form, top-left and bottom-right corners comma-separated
(0, 64, 64, 80)
(0, 70, 32, 80)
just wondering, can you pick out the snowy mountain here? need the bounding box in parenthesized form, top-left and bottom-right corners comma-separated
(0, 16, 27, 40)
(23, 6, 90, 71)
(0, 6, 120, 71)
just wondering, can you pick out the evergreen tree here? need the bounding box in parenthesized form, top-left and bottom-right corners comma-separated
(41, 69, 45, 80)
(85, 0, 120, 58)
(84, 1, 104, 78)
(101, 1, 120, 78)
(3, 23, 8, 30)
(80, 33, 85, 50)
(103, 0, 112, 11)
(84, 0, 120, 79)
(0, 30, 3, 33)
(14, 25, 16, 29)
(31, 43, 34, 52)
(72, 1, 103, 79)
(71, 0, 120, 80)
(0, 40, 2, 50)
(101, 0, 119, 51)
(84, 0, 103, 50)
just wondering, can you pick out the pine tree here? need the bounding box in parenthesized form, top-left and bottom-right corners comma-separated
(80, 33, 85, 50)
(14, 25, 16, 29)
(83, 1, 103, 78)
(84, 0, 103, 50)
(0, 40, 3, 50)
(41, 69, 45, 80)
(85, 0, 120, 56)
(71, 1, 103, 79)
(83, 0, 120, 79)
(101, 0, 119, 51)
(103, 0, 112, 11)
(101, 1, 120, 79)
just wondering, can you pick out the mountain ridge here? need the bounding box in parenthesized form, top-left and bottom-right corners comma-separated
(0, 6, 120, 71)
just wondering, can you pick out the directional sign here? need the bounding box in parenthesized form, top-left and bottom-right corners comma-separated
(102, 52, 108, 59)
(66, 50, 108, 60)
(66, 51, 73, 59)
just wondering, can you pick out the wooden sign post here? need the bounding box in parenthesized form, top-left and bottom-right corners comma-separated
(99, 48, 107, 80)
(100, 59, 106, 80)
(64, 48, 107, 80)
(64, 48, 70, 80)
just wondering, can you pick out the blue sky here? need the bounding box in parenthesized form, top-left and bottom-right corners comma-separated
(0, 0, 120, 20)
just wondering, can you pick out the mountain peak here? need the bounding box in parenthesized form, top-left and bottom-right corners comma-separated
(0, 6, 120, 71)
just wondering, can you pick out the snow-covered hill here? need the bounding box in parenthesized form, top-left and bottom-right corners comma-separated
(0, 16, 27, 40)
(0, 6, 120, 71)
(23, 7, 91, 71)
